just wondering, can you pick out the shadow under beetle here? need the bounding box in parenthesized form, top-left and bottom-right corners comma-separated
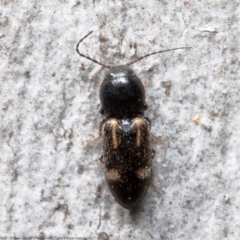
(76, 31, 190, 209)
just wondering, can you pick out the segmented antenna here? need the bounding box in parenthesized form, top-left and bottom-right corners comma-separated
(76, 31, 191, 68)
(76, 31, 111, 68)
(126, 47, 191, 66)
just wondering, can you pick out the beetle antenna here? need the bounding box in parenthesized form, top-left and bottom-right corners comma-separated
(76, 31, 111, 69)
(126, 47, 191, 66)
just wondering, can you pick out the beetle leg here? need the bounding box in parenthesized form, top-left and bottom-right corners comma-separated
(82, 120, 105, 148)
(145, 116, 151, 126)
(150, 133, 168, 147)
(151, 148, 156, 159)
(150, 180, 159, 192)
(144, 102, 148, 110)
(99, 104, 104, 114)
(99, 153, 105, 164)
(142, 78, 149, 87)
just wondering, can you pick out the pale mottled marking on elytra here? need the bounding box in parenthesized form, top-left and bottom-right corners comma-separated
(106, 169, 121, 181)
(108, 119, 118, 148)
(136, 167, 151, 179)
(134, 117, 143, 147)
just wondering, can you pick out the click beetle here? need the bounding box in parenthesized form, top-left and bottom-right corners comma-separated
(76, 31, 189, 209)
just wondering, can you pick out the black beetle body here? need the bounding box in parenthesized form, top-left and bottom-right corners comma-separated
(100, 66, 147, 118)
(76, 31, 189, 209)
(99, 66, 154, 209)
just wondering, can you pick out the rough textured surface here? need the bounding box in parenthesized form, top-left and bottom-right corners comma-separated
(1, 0, 239, 239)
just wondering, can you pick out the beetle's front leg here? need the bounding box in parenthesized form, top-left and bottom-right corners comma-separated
(82, 119, 105, 148)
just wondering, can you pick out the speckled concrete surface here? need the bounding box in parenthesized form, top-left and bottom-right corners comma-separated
(1, 0, 240, 239)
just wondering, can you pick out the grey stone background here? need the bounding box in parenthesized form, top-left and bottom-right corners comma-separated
(1, 0, 239, 239)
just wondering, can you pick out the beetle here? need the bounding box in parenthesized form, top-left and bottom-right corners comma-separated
(76, 31, 189, 209)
